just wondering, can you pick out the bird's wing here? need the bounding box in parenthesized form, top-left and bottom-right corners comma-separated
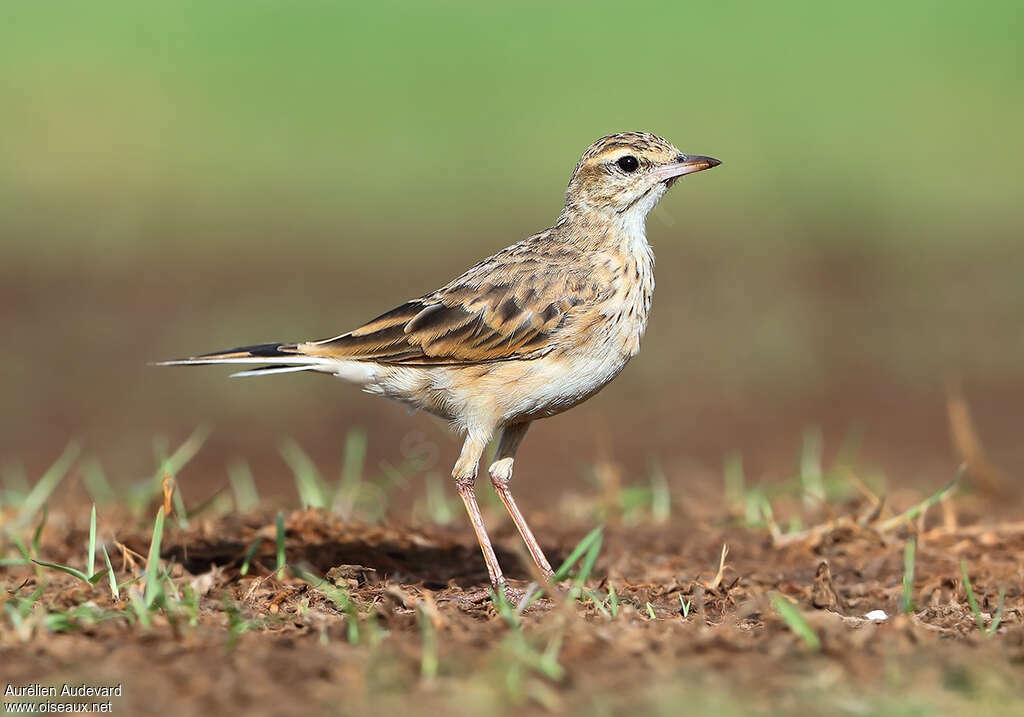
(300, 246, 600, 366)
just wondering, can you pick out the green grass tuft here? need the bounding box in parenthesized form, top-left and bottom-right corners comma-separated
(988, 587, 1006, 636)
(275, 511, 287, 579)
(102, 545, 118, 599)
(771, 594, 821, 651)
(228, 459, 261, 512)
(902, 537, 916, 614)
(519, 525, 605, 610)
(240, 536, 263, 577)
(551, 526, 603, 584)
(13, 442, 80, 531)
(417, 604, 439, 681)
(87, 504, 97, 580)
(877, 469, 962, 532)
(961, 559, 1005, 637)
(799, 427, 826, 507)
(31, 558, 109, 586)
(144, 507, 166, 608)
(31, 505, 48, 557)
(961, 560, 983, 630)
(292, 566, 361, 644)
(608, 584, 619, 617)
(280, 439, 328, 510)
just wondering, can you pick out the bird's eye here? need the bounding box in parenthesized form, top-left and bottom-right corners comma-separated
(617, 155, 639, 173)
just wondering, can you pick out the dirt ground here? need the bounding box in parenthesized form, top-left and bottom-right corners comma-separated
(3, 482, 1023, 716)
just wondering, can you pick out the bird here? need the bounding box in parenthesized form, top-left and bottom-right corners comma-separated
(159, 131, 721, 593)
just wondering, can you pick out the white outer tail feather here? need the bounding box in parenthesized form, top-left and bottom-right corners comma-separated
(230, 365, 319, 378)
(155, 354, 379, 386)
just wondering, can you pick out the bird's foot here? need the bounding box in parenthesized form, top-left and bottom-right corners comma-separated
(458, 581, 536, 610)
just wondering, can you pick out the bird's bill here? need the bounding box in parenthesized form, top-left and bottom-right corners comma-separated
(652, 155, 722, 183)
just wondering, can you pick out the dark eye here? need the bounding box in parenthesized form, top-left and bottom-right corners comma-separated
(617, 155, 639, 173)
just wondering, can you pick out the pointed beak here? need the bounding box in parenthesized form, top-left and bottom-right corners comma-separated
(652, 154, 722, 185)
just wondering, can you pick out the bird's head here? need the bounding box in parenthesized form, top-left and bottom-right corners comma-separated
(563, 131, 720, 222)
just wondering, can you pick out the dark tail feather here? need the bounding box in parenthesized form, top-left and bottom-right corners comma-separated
(195, 342, 295, 359)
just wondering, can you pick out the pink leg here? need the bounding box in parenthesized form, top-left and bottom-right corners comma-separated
(452, 431, 506, 589)
(488, 422, 554, 578)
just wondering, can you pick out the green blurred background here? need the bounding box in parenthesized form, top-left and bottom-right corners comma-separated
(2, 1, 1022, 502)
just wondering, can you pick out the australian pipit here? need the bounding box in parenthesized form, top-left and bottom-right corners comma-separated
(160, 131, 721, 591)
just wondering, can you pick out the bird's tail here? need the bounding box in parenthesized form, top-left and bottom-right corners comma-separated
(155, 342, 339, 378)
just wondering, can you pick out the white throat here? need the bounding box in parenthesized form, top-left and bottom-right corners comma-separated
(615, 182, 668, 252)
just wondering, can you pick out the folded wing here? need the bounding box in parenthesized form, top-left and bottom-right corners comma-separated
(301, 279, 585, 365)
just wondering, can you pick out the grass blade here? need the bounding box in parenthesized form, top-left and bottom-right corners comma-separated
(102, 545, 119, 599)
(876, 469, 962, 532)
(988, 587, 1006, 636)
(275, 511, 286, 579)
(31, 558, 108, 587)
(723, 451, 745, 514)
(337, 427, 367, 496)
(834, 424, 864, 467)
(799, 427, 825, 507)
(292, 566, 360, 643)
(1, 460, 29, 501)
(0, 558, 32, 567)
(241, 536, 264, 577)
(14, 442, 80, 530)
(184, 485, 228, 520)
(961, 559, 984, 631)
(11, 534, 31, 560)
(588, 590, 611, 616)
(649, 462, 671, 523)
(521, 525, 605, 611)
(771, 594, 821, 651)
(129, 587, 152, 629)
(142, 427, 210, 516)
(901, 537, 916, 614)
(280, 439, 327, 509)
(32, 559, 90, 583)
(228, 460, 260, 513)
(551, 526, 603, 583)
(171, 484, 189, 528)
(31, 506, 48, 556)
(87, 569, 111, 585)
(491, 584, 521, 628)
(145, 508, 166, 608)
(81, 459, 115, 505)
(88, 504, 97, 579)
(152, 426, 211, 484)
(573, 532, 603, 590)
(417, 604, 438, 681)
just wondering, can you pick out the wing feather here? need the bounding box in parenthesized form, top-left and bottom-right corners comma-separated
(301, 281, 585, 365)
(297, 230, 609, 366)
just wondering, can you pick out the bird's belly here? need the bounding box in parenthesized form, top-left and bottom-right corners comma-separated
(498, 306, 648, 422)
(515, 352, 630, 420)
(469, 338, 633, 425)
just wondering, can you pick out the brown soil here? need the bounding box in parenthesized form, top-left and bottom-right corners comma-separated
(3, 491, 1023, 716)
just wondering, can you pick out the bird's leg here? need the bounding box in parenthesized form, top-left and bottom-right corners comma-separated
(488, 422, 554, 579)
(452, 430, 506, 590)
